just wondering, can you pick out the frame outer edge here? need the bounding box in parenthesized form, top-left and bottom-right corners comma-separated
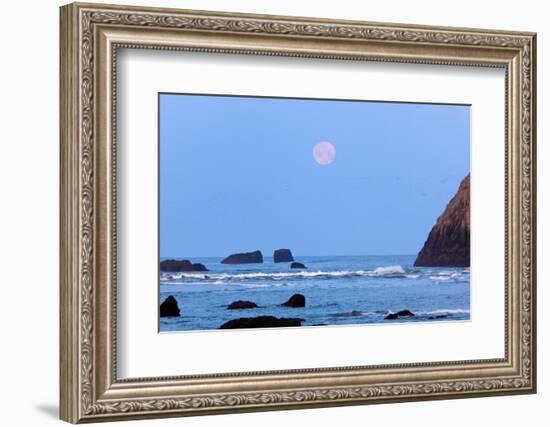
(529, 33, 537, 393)
(60, 3, 81, 424)
(60, 2, 537, 422)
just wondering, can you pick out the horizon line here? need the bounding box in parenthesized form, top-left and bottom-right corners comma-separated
(160, 253, 418, 259)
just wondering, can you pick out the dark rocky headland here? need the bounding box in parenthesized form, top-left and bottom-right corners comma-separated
(414, 174, 470, 267)
(273, 248, 294, 263)
(221, 250, 263, 264)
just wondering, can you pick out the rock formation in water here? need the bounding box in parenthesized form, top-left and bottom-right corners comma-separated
(332, 310, 363, 318)
(160, 295, 180, 317)
(281, 293, 306, 307)
(384, 309, 415, 320)
(219, 316, 303, 329)
(160, 259, 208, 272)
(160, 259, 191, 272)
(191, 263, 208, 272)
(414, 174, 470, 267)
(221, 250, 263, 264)
(273, 249, 294, 263)
(227, 300, 258, 310)
(290, 262, 307, 269)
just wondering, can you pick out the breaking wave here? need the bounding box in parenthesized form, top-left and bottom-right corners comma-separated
(161, 265, 411, 282)
(428, 270, 470, 282)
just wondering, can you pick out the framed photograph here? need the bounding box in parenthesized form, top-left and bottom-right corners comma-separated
(60, 2, 537, 423)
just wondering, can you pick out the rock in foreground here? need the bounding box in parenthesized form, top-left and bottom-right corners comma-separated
(290, 262, 307, 269)
(160, 295, 180, 317)
(384, 309, 415, 320)
(414, 174, 470, 267)
(332, 310, 363, 317)
(281, 293, 306, 307)
(227, 300, 258, 310)
(428, 314, 448, 320)
(221, 250, 263, 264)
(160, 259, 208, 272)
(274, 249, 294, 263)
(220, 316, 303, 329)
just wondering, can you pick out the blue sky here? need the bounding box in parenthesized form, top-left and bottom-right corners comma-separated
(160, 93, 470, 257)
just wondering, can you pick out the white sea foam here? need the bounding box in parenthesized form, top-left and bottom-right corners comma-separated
(161, 265, 410, 282)
(428, 308, 470, 314)
(418, 308, 471, 316)
(161, 280, 289, 288)
(429, 275, 452, 281)
(239, 284, 270, 288)
(371, 265, 405, 275)
(429, 271, 468, 282)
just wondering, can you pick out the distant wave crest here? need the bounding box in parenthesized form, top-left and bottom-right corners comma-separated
(161, 265, 412, 282)
(371, 265, 405, 275)
(428, 270, 470, 282)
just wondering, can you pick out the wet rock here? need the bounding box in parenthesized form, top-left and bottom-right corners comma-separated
(281, 293, 306, 307)
(414, 175, 470, 267)
(332, 310, 363, 317)
(219, 316, 303, 329)
(227, 300, 258, 310)
(274, 249, 294, 263)
(221, 250, 263, 264)
(290, 262, 307, 269)
(428, 314, 448, 320)
(191, 263, 208, 272)
(160, 259, 208, 272)
(385, 309, 415, 320)
(160, 259, 192, 272)
(396, 310, 415, 317)
(160, 296, 180, 317)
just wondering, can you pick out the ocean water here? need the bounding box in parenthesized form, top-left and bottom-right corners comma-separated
(159, 255, 470, 332)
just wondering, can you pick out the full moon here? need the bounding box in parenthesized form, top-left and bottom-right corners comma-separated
(313, 141, 336, 165)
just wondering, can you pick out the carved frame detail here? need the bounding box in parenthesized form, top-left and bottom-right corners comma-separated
(60, 2, 536, 423)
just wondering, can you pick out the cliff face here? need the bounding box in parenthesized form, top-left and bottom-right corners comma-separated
(414, 174, 470, 267)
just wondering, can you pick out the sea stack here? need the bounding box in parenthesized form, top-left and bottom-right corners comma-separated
(191, 263, 208, 272)
(273, 249, 294, 263)
(221, 250, 263, 264)
(414, 174, 470, 267)
(160, 259, 208, 272)
(160, 259, 192, 272)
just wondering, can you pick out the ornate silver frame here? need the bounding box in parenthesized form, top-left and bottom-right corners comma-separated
(60, 2, 537, 423)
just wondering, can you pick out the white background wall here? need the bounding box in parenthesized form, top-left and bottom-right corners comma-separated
(0, 0, 545, 425)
